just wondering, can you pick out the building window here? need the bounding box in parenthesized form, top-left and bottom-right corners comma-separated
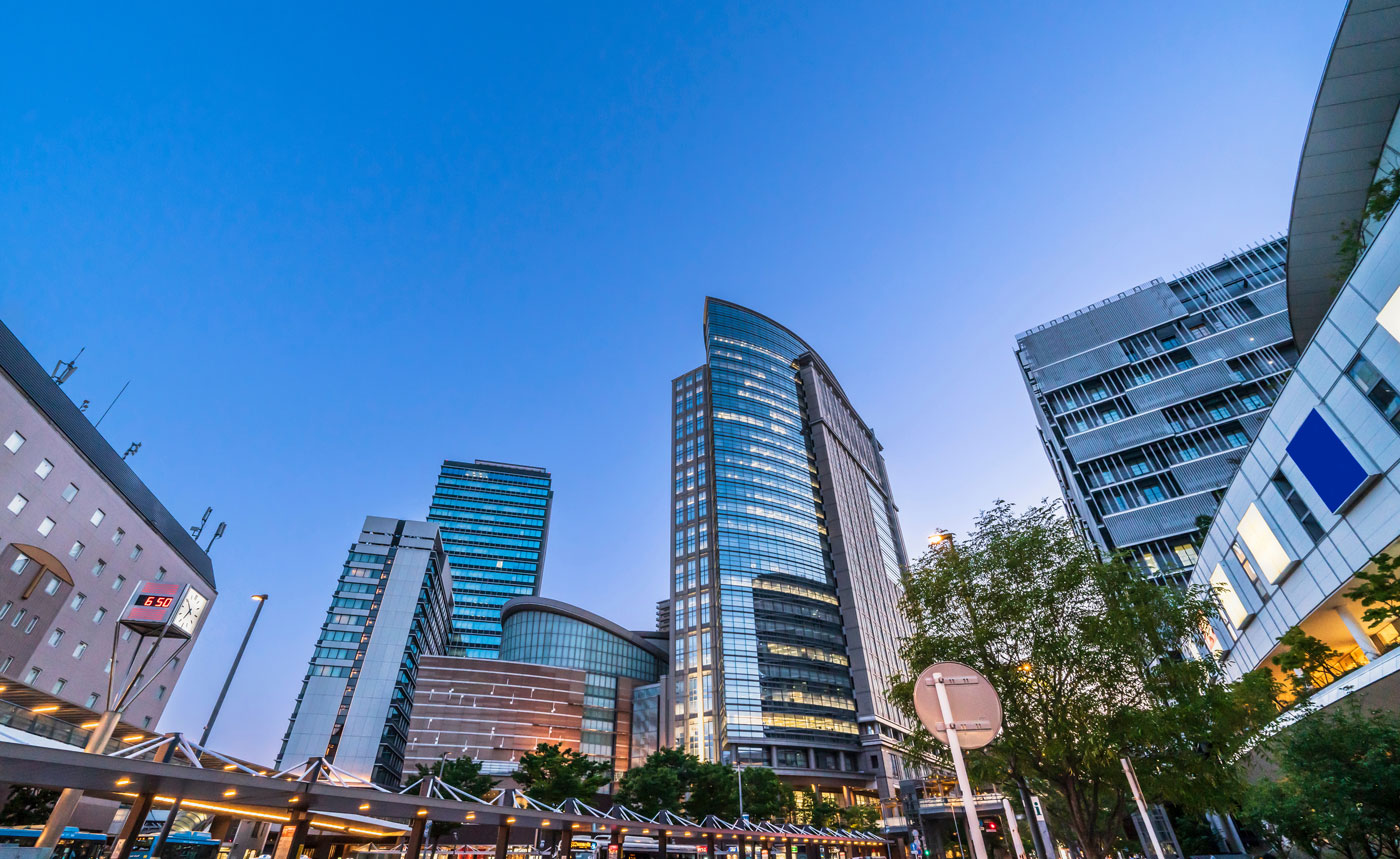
(51, 678, 66, 695)
(155, 567, 166, 582)
(35, 459, 54, 480)
(62, 483, 79, 503)
(0, 601, 9, 621)
(38, 517, 56, 537)
(113, 575, 126, 592)
(70, 592, 86, 610)
(85, 692, 99, 708)
(48, 628, 64, 646)
(11, 554, 31, 575)
(69, 541, 84, 560)
(93, 607, 106, 625)
(25, 616, 39, 634)
(9, 608, 26, 628)
(142, 716, 151, 729)
(7, 493, 26, 515)
(73, 641, 88, 659)
(24, 667, 40, 685)
(1347, 354, 1400, 429)
(1272, 471, 1325, 543)
(130, 545, 143, 561)
(1231, 541, 1268, 600)
(90, 509, 105, 527)
(44, 576, 60, 596)
(112, 528, 124, 546)
(156, 685, 167, 701)
(4, 431, 24, 454)
(121, 627, 132, 641)
(91, 560, 105, 577)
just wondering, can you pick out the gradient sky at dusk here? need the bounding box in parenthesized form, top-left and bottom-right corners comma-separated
(1, 2, 1342, 763)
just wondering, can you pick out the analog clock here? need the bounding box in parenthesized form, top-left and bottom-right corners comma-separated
(172, 587, 208, 636)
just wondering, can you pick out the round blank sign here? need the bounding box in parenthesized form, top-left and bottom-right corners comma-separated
(913, 661, 1003, 749)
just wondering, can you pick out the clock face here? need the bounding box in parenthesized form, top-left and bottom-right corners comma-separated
(173, 588, 208, 636)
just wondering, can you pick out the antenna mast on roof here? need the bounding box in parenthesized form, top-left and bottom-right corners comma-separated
(51, 347, 84, 385)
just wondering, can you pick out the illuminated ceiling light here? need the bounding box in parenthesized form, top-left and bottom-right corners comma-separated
(571, 823, 580, 829)
(416, 809, 428, 816)
(507, 817, 517, 825)
(288, 796, 300, 803)
(122, 734, 143, 742)
(32, 705, 60, 714)
(115, 778, 131, 786)
(80, 721, 99, 728)
(223, 789, 237, 797)
(359, 803, 371, 811)
(542, 821, 551, 828)
(223, 764, 237, 771)
(465, 813, 476, 821)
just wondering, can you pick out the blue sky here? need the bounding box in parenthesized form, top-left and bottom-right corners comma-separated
(1, 2, 1341, 763)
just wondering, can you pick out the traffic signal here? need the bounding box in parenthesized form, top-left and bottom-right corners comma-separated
(981, 819, 999, 834)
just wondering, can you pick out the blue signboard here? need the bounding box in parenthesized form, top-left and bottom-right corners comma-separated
(1285, 409, 1374, 513)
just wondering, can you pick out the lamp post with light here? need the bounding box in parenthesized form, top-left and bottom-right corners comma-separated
(148, 593, 269, 858)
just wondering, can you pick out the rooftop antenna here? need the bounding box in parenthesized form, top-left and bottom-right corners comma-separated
(190, 507, 213, 539)
(93, 380, 130, 428)
(204, 521, 226, 553)
(122, 442, 141, 460)
(51, 347, 84, 385)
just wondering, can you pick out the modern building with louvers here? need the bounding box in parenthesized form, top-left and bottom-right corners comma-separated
(1015, 238, 1297, 584)
(668, 297, 914, 806)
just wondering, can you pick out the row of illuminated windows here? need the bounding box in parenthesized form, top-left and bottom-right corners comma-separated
(673, 592, 712, 631)
(435, 474, 552, 498)
(708, 343, 799, 380)
(424, 508, 543, 537)
(674, 369, 705, 390)
(673, 522, 710, 557)
(442, 541, 540, 560)
(753, 596, 842, 627)
(711, 399, 802, 434)
(713, 451, 812, 484)
(452, 581, 535, 596)
(715, 533, 825, 571)
(714, 478, 819, 518)
(431, 483, 549, 510)
(709, 367, 799, 408)
(674, 410, 708, 441)
(673, 436, 707, 466)
(440, 466, 551, 488)
(673, 556, 711, 593)
(717, 512, 823, 550)
(445, 553, 539, 573)
(674, 387, 707, 414)
(674, 631, 714, 670)
(714, 466, 816, 503)
(673, 462, 708, 495)
(718, 554, 828, 587)
(428, 502, 545, 529)
(674, 491, 709, 525)
(434, 528, 542, 550)
(713, 421, 808, 461)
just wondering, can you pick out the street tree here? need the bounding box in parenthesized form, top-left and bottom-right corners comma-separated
(0, 786, 58, 826)
(1271, 627, 1348, 698)
(1239, 703, 1400, 859)
(512, 743, 611, 806)
(416, 755, 496, 846)
(738, 767, 792, 822)
(614, 748, 699, 816)
(839, 803, 881, 832)
(793, 789, 841, 828)
(891, 500, 1282, 859)
(1347, 551, 1400, 627)
(685, 761, 740, 820)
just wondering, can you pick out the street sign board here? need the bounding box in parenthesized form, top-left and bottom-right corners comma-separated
(913, 661, 1002, 749)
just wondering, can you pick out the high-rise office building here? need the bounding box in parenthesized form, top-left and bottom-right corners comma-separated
(427, 459, 552, 657)
(669, 298, 913, 804)
(277, 516, 451, 788)
(1015, 237, 1296, 584)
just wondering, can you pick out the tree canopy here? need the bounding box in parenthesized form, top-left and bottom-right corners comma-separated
(417, 754, 496, 843)
(615, 749, 793, 823)
(512, 743, 611, 806)
(891, 500, 1282, 859)
(1240, 703, 1400, 859)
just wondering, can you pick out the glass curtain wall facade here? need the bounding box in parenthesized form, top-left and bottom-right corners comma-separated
(499, 598, 665, 772)
(671, 298, 914, 801)
(428, 459, 552, 657)
(1016, 237, 1297, 585)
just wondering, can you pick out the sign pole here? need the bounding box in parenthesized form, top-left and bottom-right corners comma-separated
(1121, 758, 1165, 859)
(932, 673, 988, 859)
(1000, 799, 1027, 859)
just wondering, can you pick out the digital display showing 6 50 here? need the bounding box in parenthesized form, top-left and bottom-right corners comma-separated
(134, 595, 175, 609)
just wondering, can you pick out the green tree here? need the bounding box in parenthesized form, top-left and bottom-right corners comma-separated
(738, 767, 792, 822)
(1239, 703, 1400, 859)
(417, 755, 496, 845)
(839, 803, 881, 832)
(614, 748, 699, 817)
(891, 500, 1282, 859)
(0, 786, 58, 825)
(512, 743, 611, 806)
(685, 761, 739, 820)
(793, 789, 841, 827)
(1347, 552, 1400, 629)
(1272, 626, 1347, 698)
(1334, 163, 1400, 285)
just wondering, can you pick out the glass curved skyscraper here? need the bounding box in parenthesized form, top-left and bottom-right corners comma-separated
(669, 298, 913, 805)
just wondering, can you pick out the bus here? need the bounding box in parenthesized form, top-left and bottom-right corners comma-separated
(0, 826, 107, 859)
(126, 830, 223, 859)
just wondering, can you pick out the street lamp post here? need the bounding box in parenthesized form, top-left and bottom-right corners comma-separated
(149, 594, 268, 858)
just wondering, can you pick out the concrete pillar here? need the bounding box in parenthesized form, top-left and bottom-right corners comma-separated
(1334, 606, 1382, 659)
(407, 816, 428, 859)
(495, 823, 512, 859)
(111, 792, 159, 859)
(273, 809, 311, 859)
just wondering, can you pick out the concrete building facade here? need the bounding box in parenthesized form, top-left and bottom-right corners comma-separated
(1015, 238, 1297, 584)
(1189, 0, 1400, 717)
(0, 318, 216, 731)
(277, 516, 451, 788)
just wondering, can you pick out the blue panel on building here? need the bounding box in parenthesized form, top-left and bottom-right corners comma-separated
(1285, 409, 1372, 513)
